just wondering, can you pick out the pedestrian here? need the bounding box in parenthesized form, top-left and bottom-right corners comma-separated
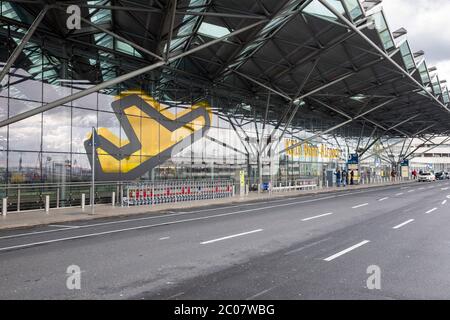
(342, 170, 348, 187)
(391, 169, 396, 181)
(335, 169, 341, 187)
(350, 170, 354, 185)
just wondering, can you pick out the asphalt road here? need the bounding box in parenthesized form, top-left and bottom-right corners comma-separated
(1, 180, 450, 300)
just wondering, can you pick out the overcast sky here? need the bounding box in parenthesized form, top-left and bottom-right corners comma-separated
(381, 0, 450, 83)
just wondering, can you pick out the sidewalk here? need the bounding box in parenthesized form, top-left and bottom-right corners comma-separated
(0, 180, 415, 231)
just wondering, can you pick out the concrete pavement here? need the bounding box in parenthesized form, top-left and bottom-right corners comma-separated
(0, 180, 449, 299)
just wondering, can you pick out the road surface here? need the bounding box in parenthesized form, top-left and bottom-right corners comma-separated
(1, 180, 450, 299)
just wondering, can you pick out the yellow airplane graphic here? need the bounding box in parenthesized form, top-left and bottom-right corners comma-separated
(84, 91, 212, 180)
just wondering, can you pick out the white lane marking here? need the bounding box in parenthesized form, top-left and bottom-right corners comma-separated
(393, 219, 414, 230)
(395, 193, 404, 196)
(443, 200, 448, 205)
(167, 292, 185, 300)
(426, 208, 438, 214)
(400, 186, 410, 190)
(352, 203, 369, 209)
(159, 237, 170, 240)
(324, 240, 370, 262)
(441, 187, 449, 191)
(301, 212, 333, 222)
(419, 187, 425, 190)
(200, 229, 263, 245)
(447, 195, 450, 199)
(48, 224, 80, 229)
(246, 287, 276, 300)
(378, 197, 389, 202)
(408, 190, 415, 193)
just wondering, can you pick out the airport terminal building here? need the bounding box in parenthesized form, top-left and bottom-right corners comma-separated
(1, 0, 450, 193)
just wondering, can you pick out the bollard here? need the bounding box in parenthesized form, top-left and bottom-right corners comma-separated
(17, 187, 21, 212)
(112, 192, 116, 206)
(45, 195, 50, 213)
(120, 184, 124, 207)
(152, 185, 155, 206)
(2, 198, 6, 216)
(81, 193, 85, 210)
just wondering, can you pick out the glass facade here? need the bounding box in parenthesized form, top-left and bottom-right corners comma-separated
(0, 65, 345, 185)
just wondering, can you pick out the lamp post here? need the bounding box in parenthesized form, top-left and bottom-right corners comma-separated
(91, 127, 95, 214)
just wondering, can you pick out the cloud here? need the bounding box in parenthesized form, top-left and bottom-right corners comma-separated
(381, 0, 450, 81)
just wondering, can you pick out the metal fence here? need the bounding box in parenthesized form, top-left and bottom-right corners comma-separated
(123, 180, 234, 206)
(0, 181, 119, 212)
(268, 178, 318, 192)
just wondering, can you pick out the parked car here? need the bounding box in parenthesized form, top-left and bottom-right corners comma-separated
(444, 172, 450, 179)
(418, 172, 436, 182)
(435, 172, 445, 180)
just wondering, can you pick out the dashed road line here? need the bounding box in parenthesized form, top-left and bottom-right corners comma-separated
(302, 212, 333, 222)
(425, 208, 438, 214)
(393, 219, 414, 230)
(167, 292, 185, 300)
(442, 200, 447, 205)
(395, 193, 404, 196)
(378, 197, 389, 202)
(352, 203, 369, 209)
(200, 229, 263, 245)
(246, 287, 276, 300)
(48, 224, 80, 229)
(324, 240, 370, 262)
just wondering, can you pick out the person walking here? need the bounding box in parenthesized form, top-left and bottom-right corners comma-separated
(350, 170, 354, 185)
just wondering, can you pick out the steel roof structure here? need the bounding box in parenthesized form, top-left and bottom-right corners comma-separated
(1, 0, 450, 158)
